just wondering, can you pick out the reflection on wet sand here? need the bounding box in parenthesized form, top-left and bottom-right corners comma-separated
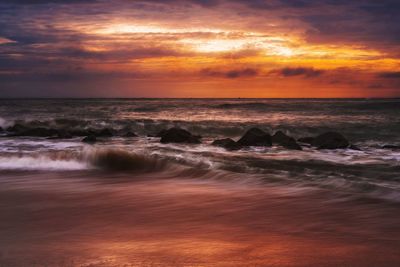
(0, 171, 399, 266)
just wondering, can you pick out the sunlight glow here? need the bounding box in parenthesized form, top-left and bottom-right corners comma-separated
(93, 23, 224, 35)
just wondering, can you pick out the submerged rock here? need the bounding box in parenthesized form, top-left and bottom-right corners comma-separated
(212, 138, 242, 150)
(82, 135, 97, 144)
(272, 131, 302, 150)
(237, 128, 272, 146)
(312, 132, 349, 149)
(160, 127, 201, 144)
(297, 137, 315, 145)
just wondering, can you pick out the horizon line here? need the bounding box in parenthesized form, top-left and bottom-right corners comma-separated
(0, 97, 399, 100)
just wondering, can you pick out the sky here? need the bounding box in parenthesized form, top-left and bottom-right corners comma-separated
(0, 0, 399, 98)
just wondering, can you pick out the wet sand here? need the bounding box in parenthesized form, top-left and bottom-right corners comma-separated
(0, 171, 399, 267)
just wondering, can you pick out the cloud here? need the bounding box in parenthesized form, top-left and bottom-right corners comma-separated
(201, 68, 259, 78)
(0, 0, 98, 4)
(273, 67, 323, 78)
(378, 71, 400, 79)
(0, 37, 16, 45)
(0, 0, 399, 97)
(0, 68, 149, 83)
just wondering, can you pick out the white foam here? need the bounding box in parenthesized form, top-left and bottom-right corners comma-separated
(0, 156, 89, 171)
(0, 117, 12, 129)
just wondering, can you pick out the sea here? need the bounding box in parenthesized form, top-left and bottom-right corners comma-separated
(0, 98, 399, 266)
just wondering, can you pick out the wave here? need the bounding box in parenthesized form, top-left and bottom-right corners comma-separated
(0, 148, 168, 172)
(216, 102, 271, 110)
(0, 117, 12, 129)
(86, 148, 167, 172)
(0, 154, 88, 171)
(130, 106, 159, 112)
(0, 146, 399, 202)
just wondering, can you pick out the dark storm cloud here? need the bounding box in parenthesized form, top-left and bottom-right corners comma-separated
(201, 68, 259, 78)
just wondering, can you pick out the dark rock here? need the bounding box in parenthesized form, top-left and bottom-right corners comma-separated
(160, 127, 201, 144)
(272, 131, 302, 150)
(0, 127, 3, 133)
(6, 123, 29, 133)
(82, 135, 97, 143)
(349, 144, 362, 151)
(312, 132, 349, 149)
(96, 128, 114, 137)
(237, 128, 272, 146)
(297, 137, 315, 145)
(124, 131, 138, 137)
(156, 129, 168, 137)
(69, 129, 92, 137)
(59, 131, 73, 139)
(54, 118, 86, 127)
(212, 138, 242, 150)
(48, 130, 73, 139)
(14, 127, 58, 137)
(382, 145, 400, 150)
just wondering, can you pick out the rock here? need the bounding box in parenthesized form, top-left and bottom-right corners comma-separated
(96, 128, 113, 137)
(312, 132, 349, 149)
(382, 145, 400, 150)
(297, 137, 315, 145)
(48, 130, 73, 139)
(12, 127, 58, 137)
(272, 131, 302, 150)
(160, 127, 201, 144)
(124, 131, 138, 137)
(156, 129, 168, 137)
(6, 123, 29, 133)
(69, 129, 91, 137)
(237, 128, 272, 146)
(349, 144, 362, 151)
(82, 135, 97, 144)
(56, 129, 73, 139)
(212, 138, 242, 150)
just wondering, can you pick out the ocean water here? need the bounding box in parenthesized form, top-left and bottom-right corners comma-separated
(0, 98, 399, 266)
(0, 98, 399, 200)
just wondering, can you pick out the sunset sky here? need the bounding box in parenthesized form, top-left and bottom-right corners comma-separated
(0, 0, 399, 97)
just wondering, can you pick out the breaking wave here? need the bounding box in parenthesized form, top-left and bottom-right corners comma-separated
(0, 148, 167, 172)
(86, 148, 167, 172)
(0, 154, 88, 171)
